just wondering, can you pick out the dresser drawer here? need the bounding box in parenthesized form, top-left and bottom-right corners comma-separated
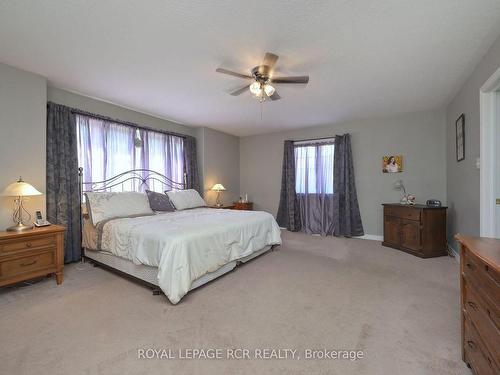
(464, 312, 499, 375)
(463, 251, 500, 309)
(0, 235, 57, 254)
(464, 285, 500, 366)
(0, 251, 56, 279)
(384, 206, 421, 221)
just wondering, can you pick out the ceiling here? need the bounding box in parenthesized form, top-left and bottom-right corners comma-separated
(1, 1, 500, 137)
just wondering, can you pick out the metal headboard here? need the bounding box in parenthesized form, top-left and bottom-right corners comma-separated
(78, 168, 187, 195)
(78, 168, 187, 260)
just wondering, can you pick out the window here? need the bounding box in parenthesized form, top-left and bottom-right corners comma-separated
(76, 114, 185, 192)
(295, 142, 334, 194)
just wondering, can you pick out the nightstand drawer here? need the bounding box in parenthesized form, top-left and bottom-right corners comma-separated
(0, 251, 55, 279)
(0, 235, 56, 254)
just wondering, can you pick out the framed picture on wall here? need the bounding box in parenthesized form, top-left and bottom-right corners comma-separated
(382, 155, 403, 173)
(456, 114, 465, 162)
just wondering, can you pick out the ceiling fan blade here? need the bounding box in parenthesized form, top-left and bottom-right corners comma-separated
(271, 76, 309, 84)
(262, 52, 279, 68)
(268, 91, 281, 101)
(230, 84, 251, 96)
(216, 68, 252, 79)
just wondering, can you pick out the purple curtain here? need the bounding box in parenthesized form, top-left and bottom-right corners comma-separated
(278, 134, 364, 237)
(295, 140, 335, 235)
(76, 114, 186, 193)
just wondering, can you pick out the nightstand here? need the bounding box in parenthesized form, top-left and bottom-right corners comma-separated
(207, 205, 236, 209)
(0, 225, 65, 287)
(233, 202, 253, 210)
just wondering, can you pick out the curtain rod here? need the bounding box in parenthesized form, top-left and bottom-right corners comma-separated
(293, 135, 336, 143)
(48, 101, 190, 139)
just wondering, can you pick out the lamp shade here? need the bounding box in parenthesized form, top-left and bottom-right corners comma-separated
(211, 183, 226, 192)
(1, 178, 42, 197)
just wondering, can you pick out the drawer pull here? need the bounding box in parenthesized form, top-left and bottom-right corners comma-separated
(26, 242, 32, 248)
(20, 259, 37, 267)
(467, 301, 477, 311)
(467, 340, 477, 350)
(466, 263, 475, 270)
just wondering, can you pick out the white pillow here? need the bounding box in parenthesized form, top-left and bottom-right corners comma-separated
(166, 189, 206, 210)
(85, 191, 154, 226)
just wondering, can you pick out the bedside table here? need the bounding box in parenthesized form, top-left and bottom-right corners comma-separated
(233, 202, 253, 210)
(0, 225, 65, 287)
(207, 205, 236, 209)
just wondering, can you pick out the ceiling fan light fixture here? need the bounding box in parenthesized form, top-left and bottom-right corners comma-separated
(249, 81, 262, 96)
(264, 84, 275, 97)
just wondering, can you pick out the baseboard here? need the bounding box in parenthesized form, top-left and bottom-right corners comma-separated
(357, 234, 384, 241)
(279, 228, 383, 242)
(448, 244, 460, 263)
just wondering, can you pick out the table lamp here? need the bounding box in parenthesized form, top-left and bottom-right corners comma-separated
(211, 183, 226, 207)
(1, 177, 42, 232)
(393, 179, 408, 204)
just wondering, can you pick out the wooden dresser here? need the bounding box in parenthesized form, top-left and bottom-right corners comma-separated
(456, 234, 499, 375)
(0, 225, 65, 287)
(382, 203, 447, 258)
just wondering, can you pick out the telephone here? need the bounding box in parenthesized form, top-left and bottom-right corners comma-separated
(34, 211, 51, 227)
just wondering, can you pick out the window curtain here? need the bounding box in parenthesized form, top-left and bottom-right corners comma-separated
(276, 140, 301, 231)
(333, 134, 364, 237)
(295, 141, 335, 235)
(183, 135, 200, 191)
(46, 103, 81, 263)
(76, 114, 189, 193)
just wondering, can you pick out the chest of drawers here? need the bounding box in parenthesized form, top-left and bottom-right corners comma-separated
(382, 203, 447, 258)
(456, 234, 500, 375)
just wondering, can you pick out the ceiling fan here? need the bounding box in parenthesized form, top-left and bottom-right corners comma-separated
(216, 52, 309, 102)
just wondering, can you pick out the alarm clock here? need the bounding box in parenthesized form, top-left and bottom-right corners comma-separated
(426, 199, 442, 207)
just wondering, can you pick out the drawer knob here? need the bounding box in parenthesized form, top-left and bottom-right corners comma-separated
(484, 265, 489, 272)
(21, 259, 37, 267)
(467, 301, 477, 311)
(467, 340, 477, 350)
(466, 263, 475, 270)
(26, 242, 32, 248)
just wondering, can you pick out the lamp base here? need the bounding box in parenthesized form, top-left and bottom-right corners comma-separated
(6, 222, 34, 232)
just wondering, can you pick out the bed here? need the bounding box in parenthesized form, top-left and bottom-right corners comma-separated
(79, 169, 282, 304)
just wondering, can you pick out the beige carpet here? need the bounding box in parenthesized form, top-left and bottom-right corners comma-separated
(0, 230, 470, 375)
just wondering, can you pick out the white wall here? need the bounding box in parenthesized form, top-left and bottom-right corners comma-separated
(446, 34, 500, 250)
(240, 109, 447, 237)
(0, 63, 47, 230)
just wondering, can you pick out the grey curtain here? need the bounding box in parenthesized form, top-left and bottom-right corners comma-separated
(333, 134, 364, 237)
(276, 140, 301, 231)
(46, 102, 81, 263)
(183, 135, 200, 192)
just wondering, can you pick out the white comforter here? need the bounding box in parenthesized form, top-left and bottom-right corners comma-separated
(99, 208, 282, 303)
